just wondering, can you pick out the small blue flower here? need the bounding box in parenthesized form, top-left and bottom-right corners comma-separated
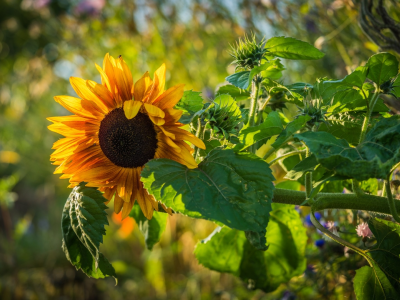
(315, 239, 325, 248)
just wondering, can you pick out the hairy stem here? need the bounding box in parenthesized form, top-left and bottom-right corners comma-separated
(272, 188, 400, 215)
(194, 119, 203, 159)
(268, 150, 306, 166)
(305, 146, 312, 197)
(385, 178, 400, 223)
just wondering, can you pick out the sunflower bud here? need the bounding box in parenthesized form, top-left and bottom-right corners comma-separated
(203, 95, 241, 139)
(229, 34, 268, 70)
(298, 97, 327, 128)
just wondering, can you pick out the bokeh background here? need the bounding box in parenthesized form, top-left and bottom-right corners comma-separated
(0, 0, 398, 299)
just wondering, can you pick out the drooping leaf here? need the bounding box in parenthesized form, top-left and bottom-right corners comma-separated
(174, 90, 204, 124)
(294, 116, 400, 180)
(226, 71, 251, 90)
(129, 204, 168, 250)
(366, 53, 399, 86)
(235, 111, 283, 151)
(141, 149, 275, 244)
(265, 36, 325, 60)
(62, 183, 116, 281)
(215, 84, 250, 101)
(194, 204, 307, 294)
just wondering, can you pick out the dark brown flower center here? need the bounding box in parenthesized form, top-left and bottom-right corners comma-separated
(99, 108, 158, 168)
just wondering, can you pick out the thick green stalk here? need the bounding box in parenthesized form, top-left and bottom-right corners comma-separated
(272, 188, 400, 215)
(248, 79, 260, 128)
(248, 78, 261, 154)
(305, 146, 312, 197)
(385, 179, 400, 223)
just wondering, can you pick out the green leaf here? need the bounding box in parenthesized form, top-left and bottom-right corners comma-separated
(285, 82, 313, 98)
(295, 117, 400, 180)
(354, 218, 400, 300)
(215, 84, 250, 101)
(62, 183, 116, 281)
(354, 264, 399, 300)
(214, 94, 242, 118)
(141, 149, 275, 240)
(271, 115, 311, 149)
(235, 111, 283, 151)
(265, 36, 325, 60)
(194, 226, 244, 275)
(285, 154, 318, 180)
(174, 90, 204, 124)
(366, 53, 399, 86)
(129, 205, 168, 250)
(194, 204, 307, 293)
(226, 71, 251, 90)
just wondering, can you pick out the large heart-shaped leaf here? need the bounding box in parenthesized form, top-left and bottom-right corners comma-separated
(141, 149, 275, 246)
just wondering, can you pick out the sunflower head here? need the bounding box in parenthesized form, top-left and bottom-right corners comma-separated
(48, 54, 205, 220)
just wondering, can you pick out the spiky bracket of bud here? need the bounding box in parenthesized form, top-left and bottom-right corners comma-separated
(297, 97, 328, 129)
(202, 99, 241, 139)
(229, 34, 269, 71)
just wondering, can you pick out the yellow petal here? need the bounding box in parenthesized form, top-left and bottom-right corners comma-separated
(154, 84, 185, 110)
(134, 71, 153, 102)
(86, 80, 116, 109)
(114, 56, 133, 101)
(163, 136, 181, 152)
(54, 96, 102, 119)
(123, 100, 142, 119)
(148, 115, 165, 125)
(143, 103, 165, 118)
(164, 108, 183, 124)
(69, 77, 108, 113)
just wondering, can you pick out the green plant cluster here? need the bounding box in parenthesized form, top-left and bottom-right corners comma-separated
(62, 35, 400, 299)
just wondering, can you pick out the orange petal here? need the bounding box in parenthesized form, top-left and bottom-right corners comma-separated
(146, 63, 166, 104)
(121, 200, 134, 220)
(114, 56, 133, 101)
(123, 100, 142, 119)
(54, 96, 102, 119)
(154, 84, 185, 110)
(134, 71, 153, 102)
(149, 115, 165, 125)
(164, 108, 183, 124)
(69, 77, 109, 113)
(114, 194, 124, 214)
(86, 79, 116, 109)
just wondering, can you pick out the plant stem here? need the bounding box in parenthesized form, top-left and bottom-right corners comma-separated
(248, 78, 260, 128)
(194, 118, 203, 159)
(305, 146, 312, 197)
(268, 150, 306, 166)
(385, 178, 400, 223)
(310, 209, 365, 255)
(272, 188, 400, 215)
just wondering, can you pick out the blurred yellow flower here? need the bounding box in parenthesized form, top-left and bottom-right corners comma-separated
(0, 151, 20, 164)
(48, 54, 205, 219)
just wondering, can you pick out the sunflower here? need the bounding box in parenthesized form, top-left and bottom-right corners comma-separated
(48, 54, 205, 219)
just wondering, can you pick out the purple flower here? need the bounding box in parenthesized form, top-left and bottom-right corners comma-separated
(304, 212, 321, 227)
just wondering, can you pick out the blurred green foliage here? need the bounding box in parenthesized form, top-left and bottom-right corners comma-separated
(1, 0, 399, 299)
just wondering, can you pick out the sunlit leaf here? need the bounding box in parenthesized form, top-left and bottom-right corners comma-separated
(175, 90, 204, 124)
(194, 204, 307, 293)
(366, 53, 399, 86)
(265, 36, 325, 60)
(226, 71, 251, 89)
(215, 84, 250, 101)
